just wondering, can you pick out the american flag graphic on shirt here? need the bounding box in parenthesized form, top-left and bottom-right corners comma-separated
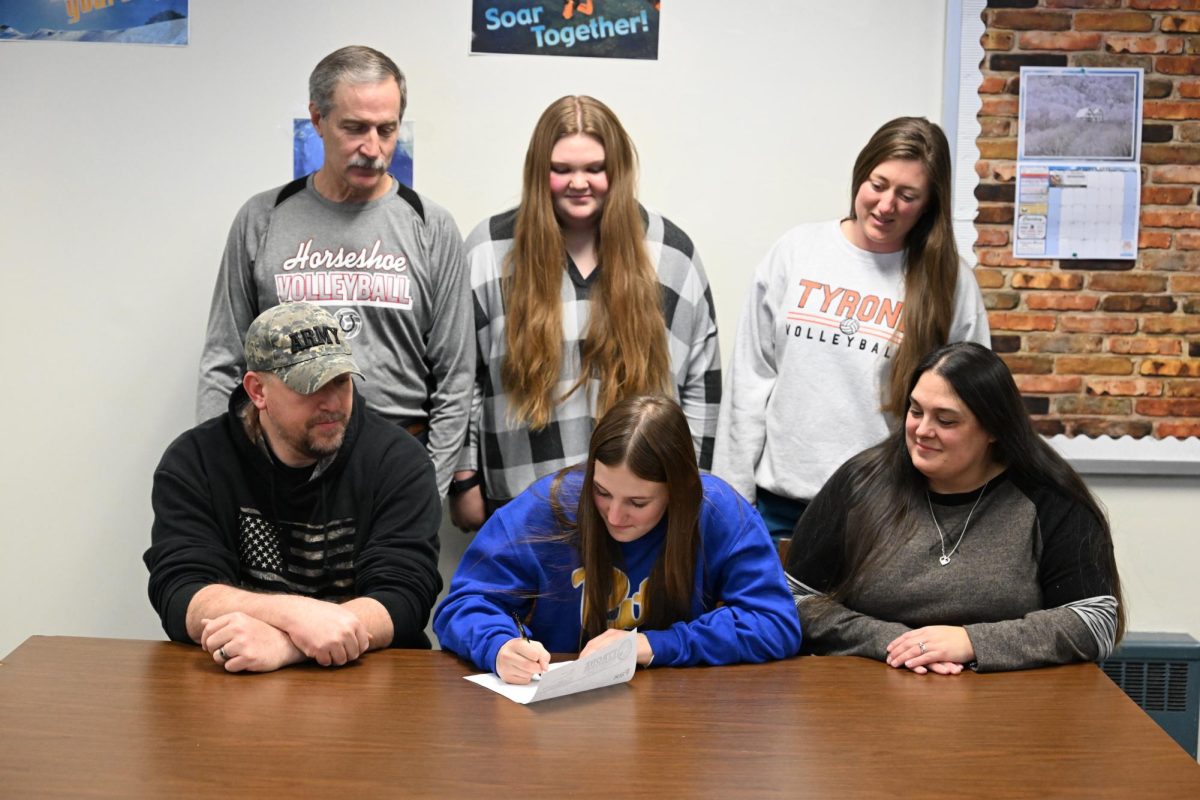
(237, 508, 356, 599)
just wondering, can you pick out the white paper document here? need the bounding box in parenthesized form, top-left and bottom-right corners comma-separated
(464, 630, 638, 704)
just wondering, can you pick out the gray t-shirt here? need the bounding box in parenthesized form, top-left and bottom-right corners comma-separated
(197, 175, 473, 495)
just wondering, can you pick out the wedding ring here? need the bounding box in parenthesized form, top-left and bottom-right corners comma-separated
(918, 641, 927, 654)
(217, 647, 229, 661)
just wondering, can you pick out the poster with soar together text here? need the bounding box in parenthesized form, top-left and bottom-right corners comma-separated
(472, 0, 660, 60)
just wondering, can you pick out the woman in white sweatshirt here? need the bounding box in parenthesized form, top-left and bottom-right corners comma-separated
(713, 116, 990, 539)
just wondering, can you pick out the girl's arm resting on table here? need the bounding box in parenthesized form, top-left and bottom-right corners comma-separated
(432, 512, 546, 672)
(645, 489, 802, 666)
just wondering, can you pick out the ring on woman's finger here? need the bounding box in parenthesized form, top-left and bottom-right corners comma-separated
(918, 641, 927, 654)
(217, 647, 230, 661)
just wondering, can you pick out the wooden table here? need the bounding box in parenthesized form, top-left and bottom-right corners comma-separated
(2, 636, 1198, 798)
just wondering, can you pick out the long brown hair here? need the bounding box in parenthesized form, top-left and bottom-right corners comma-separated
(846, 117, 960, 418)
(503, 96, 672, 430)
(822, 343, 1124, 643)
(551, 395, 702, 643)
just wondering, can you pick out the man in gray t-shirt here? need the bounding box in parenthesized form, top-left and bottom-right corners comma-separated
(197, 45, 472, 496)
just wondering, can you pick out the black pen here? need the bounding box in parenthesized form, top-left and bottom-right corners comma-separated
(510, 610, 543, 680)
(510, 610, 531, 642)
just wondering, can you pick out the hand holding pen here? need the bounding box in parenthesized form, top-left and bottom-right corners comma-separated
(495, 610, 551, 685)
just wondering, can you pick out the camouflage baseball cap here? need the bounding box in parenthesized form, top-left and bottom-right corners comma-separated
(244, 303, 363, 394)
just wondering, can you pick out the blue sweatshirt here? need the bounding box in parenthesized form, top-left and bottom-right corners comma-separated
(433, 471, 801, 672)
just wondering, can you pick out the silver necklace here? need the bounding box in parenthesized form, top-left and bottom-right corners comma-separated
(926, 479, 989, 566)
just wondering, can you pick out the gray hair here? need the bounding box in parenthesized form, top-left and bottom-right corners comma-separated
(309, 46, 407, 120)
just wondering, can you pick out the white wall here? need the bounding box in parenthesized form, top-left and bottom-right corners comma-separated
(1, 1, 1194, 658)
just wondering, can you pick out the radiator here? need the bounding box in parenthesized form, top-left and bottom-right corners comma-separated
(1100, 632, 1200, 759)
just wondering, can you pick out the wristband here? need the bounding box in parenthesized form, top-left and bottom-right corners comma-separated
(448, 472, 482, 496)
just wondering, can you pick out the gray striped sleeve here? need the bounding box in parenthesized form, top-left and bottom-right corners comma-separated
(1064, 595, 1119, 660)
(785, 571, 823, 609)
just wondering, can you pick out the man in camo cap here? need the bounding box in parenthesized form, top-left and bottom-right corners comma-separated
(145, 302, 442, 673)
(245, 300, 364, 393)
(241, 302, 365, 463)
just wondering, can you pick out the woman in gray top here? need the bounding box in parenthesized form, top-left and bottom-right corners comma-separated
(785, 342, 1124, 673)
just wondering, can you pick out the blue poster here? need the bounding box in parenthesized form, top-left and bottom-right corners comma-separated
(472, 0, 660, 60)
(0, 0, 188, 45)
(293, 119, 415, 189)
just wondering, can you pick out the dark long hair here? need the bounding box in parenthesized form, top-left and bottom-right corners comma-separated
(846, 117, 960, 418)
(829, 342, 1124, 640)
(550, 395, 702, 644)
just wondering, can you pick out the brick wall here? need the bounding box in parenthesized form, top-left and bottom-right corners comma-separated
(976, 0, 1200, 439)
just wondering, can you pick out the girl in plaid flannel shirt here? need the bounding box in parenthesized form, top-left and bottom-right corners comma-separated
(451, 96, 720, 530)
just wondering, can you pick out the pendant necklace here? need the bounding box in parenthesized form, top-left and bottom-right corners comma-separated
(926, 479, 989, 566)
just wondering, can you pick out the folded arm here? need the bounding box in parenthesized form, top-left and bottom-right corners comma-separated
(187, 586, 376, 667)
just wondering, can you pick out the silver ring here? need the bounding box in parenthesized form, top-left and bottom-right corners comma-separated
(918, 641, 927, 654)
(217, 647, 229, 661)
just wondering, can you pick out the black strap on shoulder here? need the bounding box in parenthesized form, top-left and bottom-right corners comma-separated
(394, 180, 425, 224)
(274, 175, 309, 208)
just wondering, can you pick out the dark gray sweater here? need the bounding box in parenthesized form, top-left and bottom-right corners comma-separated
(785, 469, 1118, 672)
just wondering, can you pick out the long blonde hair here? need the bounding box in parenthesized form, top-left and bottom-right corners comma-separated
(847, 117, 960, 418)
(502, 95, 671, 430)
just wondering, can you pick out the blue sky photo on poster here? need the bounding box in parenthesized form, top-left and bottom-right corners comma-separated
(472, 0, 660, 60)
(0, 0, 188, 45)
(294, 119, 415, 188)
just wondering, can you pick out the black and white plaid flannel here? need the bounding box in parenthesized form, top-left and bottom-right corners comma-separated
(456, 206, 721, 501)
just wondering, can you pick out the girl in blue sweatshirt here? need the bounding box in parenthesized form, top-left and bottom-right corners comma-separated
(434, 395, 801, 683)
